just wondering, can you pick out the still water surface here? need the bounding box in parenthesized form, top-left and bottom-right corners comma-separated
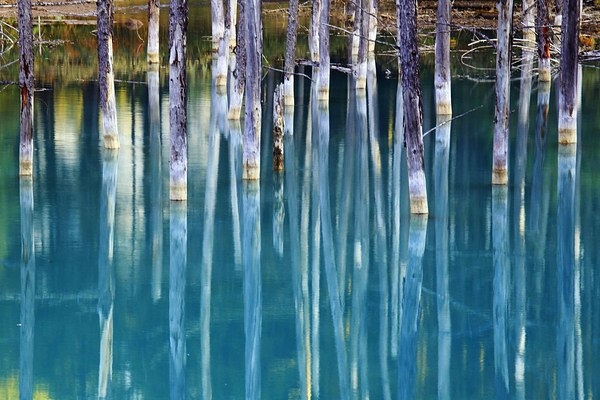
(1, 8, 600, 399)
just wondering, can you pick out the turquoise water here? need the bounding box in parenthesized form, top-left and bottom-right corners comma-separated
(2, 11, 600, 399)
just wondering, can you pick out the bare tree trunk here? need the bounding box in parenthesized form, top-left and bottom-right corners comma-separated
(355, 0, 368, 90)
(147, 0, 160, 63)
(282, 0, 299, 106)
(97, 0, 120, 149)
(397, 0, 428, 214)
(492, 0, 513, 185)
(367, 0, 378, 53)
(316, 0, 330, 102)
(537, 0, 552, 81)
(522, 0, 536, 43)
(309, 0, 321, 63)
(242, 0, 262, 180)
(169, 0, 188, 200)
(18, 0, 34, 175)
(435, 0, 452, 115)
(212, 0, 225, 52)
(558, 0, 580, 144)
(228, 2, 246, 120)
(226, 0, 237, 50)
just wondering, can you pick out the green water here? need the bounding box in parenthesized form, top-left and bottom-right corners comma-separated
(2, 7, 600, 399)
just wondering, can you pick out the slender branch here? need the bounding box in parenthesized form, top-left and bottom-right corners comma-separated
(422, 105, 483, 137)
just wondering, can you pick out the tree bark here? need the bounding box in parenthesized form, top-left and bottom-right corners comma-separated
(228, 0, 246, 120)
(492, 0, 513, 185)
(242, 0, 262, 180)
(282, 0, 299, 106)
(226, 0, 237, 50)
(309, 0, 321, 63)
(18, 0, 34, 175)
(434, 0, 452, 115)
(398, 0, 428, 214)
(367, 0, 378, 53)
(522, 0, 536, 43)
(147, 0, 160, 63)
(558, 0, 580, 143)
(355, 0, 368, 90)
(316, 0, 330, 102)
(169, 0, 188, 199)
(536, 0, 552, 81)
(97, 0, 120, 149)
(211, 0, 225, 52)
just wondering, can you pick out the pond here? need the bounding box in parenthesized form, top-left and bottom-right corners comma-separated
(1, 5, 600, 399)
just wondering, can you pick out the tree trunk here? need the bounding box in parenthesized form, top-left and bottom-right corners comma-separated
(228, 1, 246, 120)
(97, 0, 120, 149)
(492, 0, 513, 185)
(434, 0, 452, 115)
(316, 0, 330, 102)
(367, 0, 378, 53)
(211, 0, 225, 52)
(522, 0, 536, 43)
(536, 0, 552, 81)
(242, 0, 262, 180)
(18, 0, 34, 175)
(355, 0, 368, 90)
(226, 0, 237, 50)
(169, 0, 188, 200)
(558, 0, 580, 144)
(309, 0, 321, 63)
(147, 0, 160, 63)
(273, 84, 284, 171)
(397, 0, 428, 214)
(282, 0, 299, 106)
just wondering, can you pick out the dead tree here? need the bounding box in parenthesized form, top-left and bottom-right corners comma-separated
(434, 0, 452, 115)
(316, 0, 330, 102)
(228, 0, 246, 120)
(558, 0, 580, 144)
(397, 0, 428, 214)
(242, 0, 262, 180)
(367, 0, 378, 53)
(169, 0, 188, 199)
(273, 84, 284, 171)
(309, 0, 321, 63)
(355, 0, 368, 89)
(282, 0, 299, 106)
(18, 0, 34, 175)
(211, 0, 225, 52)
(522, 0, 535, 43)
(97, 0, 120, 149)
(147, 0, 160, 63)
(492, 0, 513, 185)
(536, 0, 551, 81)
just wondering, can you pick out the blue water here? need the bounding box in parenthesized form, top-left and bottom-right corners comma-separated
(2, 11, 600, 399)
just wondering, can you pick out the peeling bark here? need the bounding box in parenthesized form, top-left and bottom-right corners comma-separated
(147, 0, 160, 63)
(169, 0, 188, 199)
(97, 0, 119, 149)
(397, 0, 428, 214)
(18, 0, 34, 175)
(558, 0, 580, 143)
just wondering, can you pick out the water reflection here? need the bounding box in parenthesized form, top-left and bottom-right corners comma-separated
(397, 215, 427, 400)
(557, 144, 577, 400)
(98, 150, 117, 400)
(243, 181, 262, 400)
(434, 115, 451, 400)
(20, 178, 35, 400)
(169, 202, 187, 399)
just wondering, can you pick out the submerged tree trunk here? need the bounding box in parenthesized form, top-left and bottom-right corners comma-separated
(367, 0, 378, 53)
(273, 84, 284, 171)
(147, 0, 160, 63)
(242, 0, 262, 179)
(522, 0, 535, 43)
(228, 1, 246, 120)
(316, 0, 330, 102)
(169, 0, 188, 199)
(97, 0, 120, 149)
(226, 0, 237, 50)
(18, 0, 34, 175)
(434, 0, 452, 115)
(282, 0, 299, 106)
(558, 0, 580, 144)
(398, 0, 428, 214)
(211, 0, 225, 52)
(355, 0, 368, 90)
(537, 0, 552, 81)
(492, 0, 514, 185)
